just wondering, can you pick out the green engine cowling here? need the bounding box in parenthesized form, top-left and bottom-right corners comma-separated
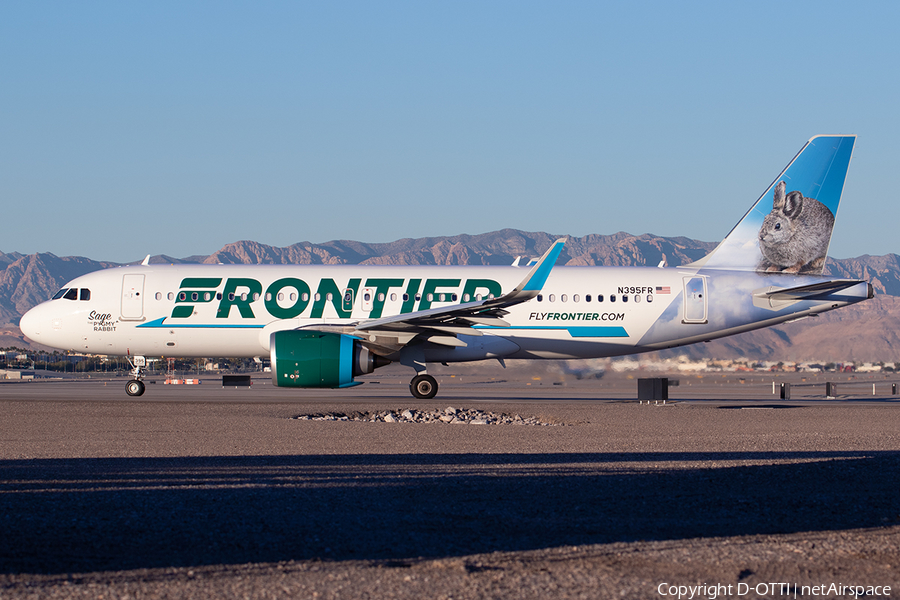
(270, 330, 388, 388)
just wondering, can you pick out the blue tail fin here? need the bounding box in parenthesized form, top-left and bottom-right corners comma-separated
(693, 135, 856, 274)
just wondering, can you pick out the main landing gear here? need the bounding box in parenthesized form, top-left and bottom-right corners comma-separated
(125, 355, 146, 397)
(401, 350, 438, 399)
(410, 374, 438, 399)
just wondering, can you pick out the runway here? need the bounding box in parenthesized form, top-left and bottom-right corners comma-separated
(0, 372, 898, 599)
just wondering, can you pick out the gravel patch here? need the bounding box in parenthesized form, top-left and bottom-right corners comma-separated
(293, 406, 564, 425)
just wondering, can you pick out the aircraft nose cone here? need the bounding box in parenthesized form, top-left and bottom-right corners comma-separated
(19, 306, 42, 340)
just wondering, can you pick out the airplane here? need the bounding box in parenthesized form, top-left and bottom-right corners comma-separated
(19, 135, 872, 399)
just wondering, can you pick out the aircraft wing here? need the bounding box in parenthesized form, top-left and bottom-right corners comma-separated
(352, 238, 566, 344)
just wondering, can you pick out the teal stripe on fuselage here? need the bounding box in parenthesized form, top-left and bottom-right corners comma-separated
(134, 319, 626, 337)
(136, 318, 264, 329)
(566, 327, 628, 338)
(476, 325, 628, 338)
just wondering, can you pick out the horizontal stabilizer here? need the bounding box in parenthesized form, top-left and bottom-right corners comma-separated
(752, 279, 871, 311)
(757, 280, 865, 300)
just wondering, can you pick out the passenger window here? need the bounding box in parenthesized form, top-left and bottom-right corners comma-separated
(390, 293, 397, 302)
(561, 294, 568, 302)
(573, 294, 580, 303)
(191, 292, 198, 301)
(167, 292, 174, 301)
(598, 294, 604, 302)
(647, 295, 653, 303)
(302, 293, 309, 301)
(52, 288, 68, 300)
(80, 289, 91, 301)
(634, 295, 641, 303)
(427, 293, 433, 302)
(265, 293, 272, 301)
(622, 295, 628, 303)
(452, 294, 458, 301)
(63, 288, 78, 301)
(240, 293, 247, 301)
(549, 294, 556, 302)
(326, 293, 333, 301)
(228, 293, 235, 301)
(415, 293, 421, 301)
(155, 292, 162, 301)
(253, 293, 259, 301)
(377, 293, 384, 302)
(585, 294, 592, 302)
(402, 293, 409, 302)
(536, 294, 542, 302)
(610, 295, 616, 302)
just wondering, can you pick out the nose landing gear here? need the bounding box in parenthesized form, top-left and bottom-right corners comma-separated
(125, 355, 146, 397)
(125, 379, 145, 396)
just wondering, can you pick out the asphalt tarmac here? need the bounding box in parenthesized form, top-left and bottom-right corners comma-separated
(0, 371, 898, 599)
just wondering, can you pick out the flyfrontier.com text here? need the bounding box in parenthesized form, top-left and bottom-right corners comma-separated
(657, 581, 891, 599)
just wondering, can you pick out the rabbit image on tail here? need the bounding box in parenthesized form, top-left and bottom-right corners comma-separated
(758, 181, 835, 273)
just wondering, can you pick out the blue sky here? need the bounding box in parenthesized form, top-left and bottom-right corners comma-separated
(2, 1, 898, 263)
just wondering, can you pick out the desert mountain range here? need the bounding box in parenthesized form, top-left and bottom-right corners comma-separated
(2, 229, 899, 362)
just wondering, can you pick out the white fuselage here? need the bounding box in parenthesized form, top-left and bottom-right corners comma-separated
(19, 263, 871, 363)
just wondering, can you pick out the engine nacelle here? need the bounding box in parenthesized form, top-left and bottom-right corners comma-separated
(270, 330, 387, 388)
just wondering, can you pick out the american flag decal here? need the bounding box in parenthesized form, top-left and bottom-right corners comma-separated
(656, 286, 671, 294)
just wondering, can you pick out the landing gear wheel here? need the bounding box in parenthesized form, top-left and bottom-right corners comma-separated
(125, 379, 145, 397)
(410, 374, 438, 399)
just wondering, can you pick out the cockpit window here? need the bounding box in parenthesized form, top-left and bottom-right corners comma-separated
(80, 288, 91, 301)
(52, 288, 68, 300)
(63, 288, 78, 301)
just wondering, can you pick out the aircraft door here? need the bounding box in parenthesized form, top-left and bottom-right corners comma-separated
(360, 287, 375, 312)
(682, 276, 708, 324)
(121, 274, 145, 321)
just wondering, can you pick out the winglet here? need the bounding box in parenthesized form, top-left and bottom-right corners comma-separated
(141, 254, 151, 266)
(517, 238, 566, 293)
